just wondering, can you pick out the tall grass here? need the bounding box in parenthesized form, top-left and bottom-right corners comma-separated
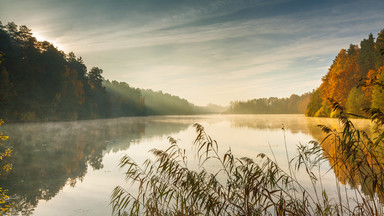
(111, 104, 384, 215)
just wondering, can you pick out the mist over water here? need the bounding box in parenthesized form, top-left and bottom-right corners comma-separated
(2, 115, 374, 215)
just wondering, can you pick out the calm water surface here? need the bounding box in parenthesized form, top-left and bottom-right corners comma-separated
(2, 114, 374, 215)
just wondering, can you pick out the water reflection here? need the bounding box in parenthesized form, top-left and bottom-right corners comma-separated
(2, 115, 383, 215)
(228, 114, 311, 134)
(307, 118, 384, 202)
(229, 115, 384, 203)
(3, 117, 190, 215)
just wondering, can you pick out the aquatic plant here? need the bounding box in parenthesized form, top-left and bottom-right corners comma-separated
(111, 104, 384, 215)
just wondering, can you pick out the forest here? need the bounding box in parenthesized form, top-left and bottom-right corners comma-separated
(4, 21, 382, 121)
(306, 30, 384, 117)
(227, 92, 312, 114)
(0, 21, 215, 122)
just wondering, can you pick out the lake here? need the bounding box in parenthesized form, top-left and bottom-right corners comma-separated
(1, 114, 378, 215)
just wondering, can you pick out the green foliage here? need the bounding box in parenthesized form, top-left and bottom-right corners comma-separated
(314, 101, 331, 117)
(0, 21, 223, 122)
(306, 88, 323, 117)
(104, 81, 211, 116)
(0, 21, 112, 121)
(346, 86, 369, 117)
(307, 29, 384, 117)
(104, 80, 145, 117)
(371, 67, 384, 110)
(228, 93, 312, 114)
(359, 33, 376, 76)
(375, 30, 384, 70)
(141, 89, 198, 115)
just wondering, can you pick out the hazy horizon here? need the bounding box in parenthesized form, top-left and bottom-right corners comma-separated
(1, 0, 384, 106)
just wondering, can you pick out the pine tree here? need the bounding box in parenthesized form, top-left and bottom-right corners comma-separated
(375, 29, 384, 69)
(359, 33, 376, 77)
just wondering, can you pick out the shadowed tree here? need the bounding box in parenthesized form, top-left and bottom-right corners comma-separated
(359, 33, 376, 77)
(346, 86, 368, 116)
(375, 30, 384, 69)
(371, 66, 384, 110)
(305, 87, 323, 117)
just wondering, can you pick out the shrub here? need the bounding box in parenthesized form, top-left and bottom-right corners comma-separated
(0, 120, 12, 214)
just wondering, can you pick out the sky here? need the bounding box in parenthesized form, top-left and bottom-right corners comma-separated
(1, 0, 384, 106)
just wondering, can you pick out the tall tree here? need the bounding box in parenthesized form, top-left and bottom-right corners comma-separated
(288, 94, 300, 113)
(86, 67, 109, 118)
(371, 66, 384, 110)
(305, 88, 323, 117)
(359, 33, 376, 77)
(346, 86, 368, 116)
(314, 100, 331, 117)
(321, 45, 361, 108)
(375, 30, 384, 69)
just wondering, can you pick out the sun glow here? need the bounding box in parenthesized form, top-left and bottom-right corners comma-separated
(33, 32, 65, 51)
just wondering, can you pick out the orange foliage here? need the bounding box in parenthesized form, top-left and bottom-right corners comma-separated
(321, 46, 361, 107)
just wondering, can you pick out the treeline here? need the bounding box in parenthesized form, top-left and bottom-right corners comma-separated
(0, 21, 216, 122)
(0, 21, 111, 121)
(141, 89, 197, 115)
(227, 93, 312, 114)
(104, 81, 208, 116)
(306, 29, 384, 117)
(139, 89, 226, 115)
(103, 80, 145, 117)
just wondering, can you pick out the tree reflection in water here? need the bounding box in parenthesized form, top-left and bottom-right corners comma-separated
(231, 114, 384, 204)
(2, 117, 189, 215)
(307, 117, 384, 203)
(4, 114, 383, 215)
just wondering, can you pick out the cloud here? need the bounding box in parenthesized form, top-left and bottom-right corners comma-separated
(1, 0, 383, 105)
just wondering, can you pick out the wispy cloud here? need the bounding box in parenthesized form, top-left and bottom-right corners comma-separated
(1, 0, 383, 105)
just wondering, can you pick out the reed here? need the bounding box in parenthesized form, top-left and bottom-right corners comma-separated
(111, 104, 384, 215)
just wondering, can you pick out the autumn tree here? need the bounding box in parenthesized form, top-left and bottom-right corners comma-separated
(321, 45, 361, 108)
(371, 66, 384, 110)
(346, 86, 368, 116)
(306, 29, 384, 117)
(0, 120, 12, 214)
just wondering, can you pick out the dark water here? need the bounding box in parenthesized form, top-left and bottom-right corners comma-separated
(1, 114, 377, 215)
